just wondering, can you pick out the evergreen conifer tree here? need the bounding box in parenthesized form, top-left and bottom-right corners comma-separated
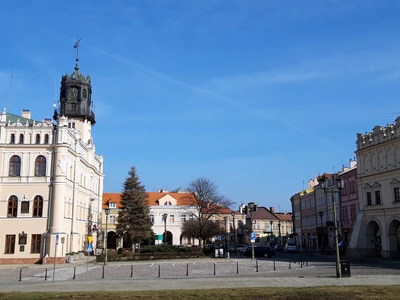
(116, 166, 152, 252)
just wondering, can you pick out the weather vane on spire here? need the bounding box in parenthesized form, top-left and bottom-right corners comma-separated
(73, 37, 83, 62)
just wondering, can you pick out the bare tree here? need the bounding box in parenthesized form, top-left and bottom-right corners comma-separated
(182, 177, 234, 247)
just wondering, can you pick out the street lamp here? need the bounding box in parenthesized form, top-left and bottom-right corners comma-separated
(318, 211, 324, 227)
(231, 211, 237, 254)
(291, 215, 295, 234)
(269, 220, 273, 243)
(278, 221, 281, 244)
(319, 175, 344, 278)
(162, 213, 168, 244)
(104, 208, 110, 266)
(224, 217, 228, 257)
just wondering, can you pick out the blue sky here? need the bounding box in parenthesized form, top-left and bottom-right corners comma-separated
(1, 0, 400, 212)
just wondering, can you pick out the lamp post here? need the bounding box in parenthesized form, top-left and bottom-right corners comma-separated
(278, 221, 281, 244)
(224, 217, 228, 257)
(318, 211, 324, 250)
(320, 175, 343, 278)
(248, 202, 255, 260)
(104, 208, 110, 266)
(231, 211, 237, 254)
(291, 215, 295, 234)
(162, 213, 167, 244)
(318, 211, 324, 227)
(269, 220, 273, 243)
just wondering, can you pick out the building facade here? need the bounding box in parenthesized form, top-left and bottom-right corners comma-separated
(102, 191, 244, 248)
(0, 60, 104, 264)
(348, 120, 400, 258)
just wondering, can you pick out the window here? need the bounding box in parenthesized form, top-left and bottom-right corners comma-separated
(35, 134, 40, 144)
(71, 103, 76, 112)
(375, 191, 381, 205)
(109, 215, 116, 224)
(189, 214, 194, 221)
(394, 187, 400, 202)
(109, 202, 116, 209)
(150, 214, 154, 223)
(30, 234, 41, 253)
(8, 195, 18, 217)
(19, 134, 24, 144)
(82, 89, 87, 98)
(44, 134, 49, 144)
(169, 215, 174, 223)
(181, 215, 186, 222)
(33, 195, 43, 217)
(10, 134, 15, 144)
(5, 235, 15, 254)
(35, 155, 46, 177)
(9, 155, 21, 177)
(366, 192, 372, 206)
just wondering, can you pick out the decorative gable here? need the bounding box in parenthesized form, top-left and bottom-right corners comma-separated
(363, 183, 372, 189)
(390, 178, 400, 185)
(372, 182, 381, 188)
(158, 194, 178, 206)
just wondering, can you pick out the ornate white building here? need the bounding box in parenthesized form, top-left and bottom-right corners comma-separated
(0, 59, 104, 264)
(348, 118, 400, 258)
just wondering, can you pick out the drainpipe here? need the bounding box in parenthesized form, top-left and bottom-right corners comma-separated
(69, 139, 78, 253)
(42, 126, 57, 259)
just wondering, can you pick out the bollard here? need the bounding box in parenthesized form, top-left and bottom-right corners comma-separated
(289, 261, 291, 270)
(256, 260, 259, 272)
(131, 265, 133, 278)
(274, 260, 276, 271)
(214, 262, 216, 275)
(158, 265, 161, 278)
(73, 267, 76, 280)
(301, 262, 303, 268)
(45, 268, 48, 281)
(19, 269, 22, 282)
(237, 261, 239, 274)
(102, 265, 105, 278)
(306, 261, 308, 267)
(186, 264, 189, 277)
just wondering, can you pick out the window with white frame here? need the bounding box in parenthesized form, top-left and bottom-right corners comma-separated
(109, 215, 116, 224)
(150, 214, 154, 223)
(169, 215, 174, 223)
(109, 202, 116, 209)
(181, 215, 186, 222)
(189, 214, 194, 220)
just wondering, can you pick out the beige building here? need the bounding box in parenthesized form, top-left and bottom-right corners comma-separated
(348, 119, 400, 258)
(0, 60, 104, 264)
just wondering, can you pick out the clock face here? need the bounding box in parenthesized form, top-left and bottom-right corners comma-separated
(69, 88, 78, 100)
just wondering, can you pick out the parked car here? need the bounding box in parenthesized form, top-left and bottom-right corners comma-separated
(275, 244, 284, 252)
(243, 246, 275, 258)
(284, 242, 298, 253)
(228, 244, 249, 254)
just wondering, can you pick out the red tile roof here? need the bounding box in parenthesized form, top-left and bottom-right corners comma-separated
(102, 192, 198, 208)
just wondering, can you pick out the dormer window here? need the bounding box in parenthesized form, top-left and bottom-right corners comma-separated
(109, 202, 116, 209)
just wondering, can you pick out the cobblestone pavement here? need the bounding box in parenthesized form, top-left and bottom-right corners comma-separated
(0, 258, 306, 283)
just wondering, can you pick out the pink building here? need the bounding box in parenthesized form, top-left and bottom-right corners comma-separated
(338, 160, 358, 244)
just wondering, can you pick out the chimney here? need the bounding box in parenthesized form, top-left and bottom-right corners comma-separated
(22, 109, 31, 119)
(270, 207, 274, 213)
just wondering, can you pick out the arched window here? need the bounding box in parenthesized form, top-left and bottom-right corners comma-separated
(44, 134, 49, 144)
(19, 134, 24, 144)
(10, 134, 15, 144)
(9, 155, 21, 177)
(82, 89, 87, 98)
(33, 195, 43, 217)
(8, 195, 18, 217)
(35, 155, 46, 177)
(35, 134, 40, 144)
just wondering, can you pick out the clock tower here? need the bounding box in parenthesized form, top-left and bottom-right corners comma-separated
(54, 62, 96, 125)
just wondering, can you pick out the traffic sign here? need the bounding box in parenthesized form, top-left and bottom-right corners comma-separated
(250, 232, 256, 242)
(87, 243, 93, 253)
(56, 234, 59, 246)
(216, 235, 221, 241)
